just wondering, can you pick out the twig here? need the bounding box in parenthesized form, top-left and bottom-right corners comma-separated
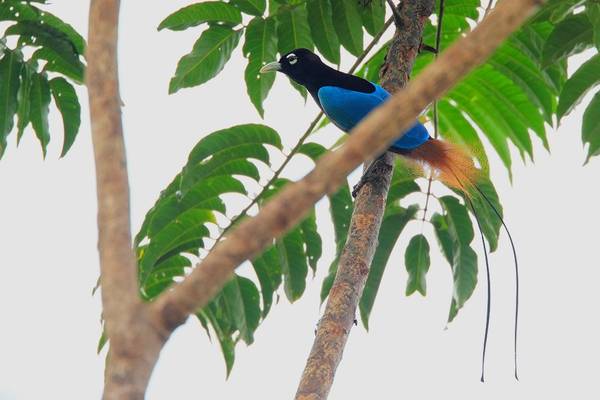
(422, 0, 444, 222)
(386, 0, 403, 25)
(485, 0, 494, 16)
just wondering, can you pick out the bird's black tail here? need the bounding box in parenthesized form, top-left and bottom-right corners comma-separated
(446, 168, 520, 382)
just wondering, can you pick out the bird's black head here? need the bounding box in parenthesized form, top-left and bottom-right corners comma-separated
(260, 48, 326, 87)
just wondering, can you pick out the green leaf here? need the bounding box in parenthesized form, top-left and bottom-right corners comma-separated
(588, 3, 600, 50)
(359, 205, 418, 328)
(144, 176, 246, 240)
(186, 123, 282, 165)
(243, 17, 278, 117)
(32, 47, 85, 83)
(531, 0, 585, 24)
(466, 70, 539, 158)
(182, 159, 261, 193)
(447, 86, 512, 173)
(158, 2, 242, 31)
(557, 54, 600, 120)
(436, 100, 489, 173)
(405, 234, 430, 297)
(7, 21, 85, 83)
(387, 159, 421, 203)
(464, 176, 503, 252)
(97, 329, 108, 354)
(488, 42, 556, 125)
(198, 305, 236, 376)
(298, 142, 353, 253)
(583, 91, 600, 162)
(359, 0, 385, 36)
(276, 3, 312, 98)
(49, 77, 80, 157)
(0, 50, 22, 157)
(277, 226, 308, 302)
(306, 0, 340, 64)
(139, 209, 215, 277)
(448, 245, 478, 322)
(230, 0, 267, 16)
(222, 276, 261, 345)
(541, 13, 593, 67)
(169, 26, 242, 94)
(251, 246, 282, 317)
(29, 71, 51, 156)
(330, 0, 363, 56)
(439, 196, 473, 246)
(16, 61, 33, 143)
(300, 210, 322, 273)
(141, 255, 191, 300)
(0, 2, 85, 54)
(276, 5, 313, 53)
(356, 40, 387, 82)
(431, 212, 454, 265)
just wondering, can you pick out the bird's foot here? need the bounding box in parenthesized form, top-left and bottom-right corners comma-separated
(352, 154, 391, 198)
(420, 43, 438, 54)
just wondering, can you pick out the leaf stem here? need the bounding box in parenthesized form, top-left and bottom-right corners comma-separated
(422, 0, 444, 222)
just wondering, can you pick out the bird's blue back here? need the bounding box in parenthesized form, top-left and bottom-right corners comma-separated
(317, 83, 430, 151)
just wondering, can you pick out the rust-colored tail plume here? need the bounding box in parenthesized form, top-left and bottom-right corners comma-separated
(401, 138, 479, 191)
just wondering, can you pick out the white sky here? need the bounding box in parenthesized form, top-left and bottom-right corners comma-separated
(1, 2, 599, 399)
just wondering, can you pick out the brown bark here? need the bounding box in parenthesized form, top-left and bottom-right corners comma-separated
(87, 1, 166, 398)
(87, 0, 545, 397)
(294, 2, 434, 399)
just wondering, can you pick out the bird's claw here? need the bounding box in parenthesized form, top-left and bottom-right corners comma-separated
(352, 155, 390, 198)
(420, 43, 438, 54)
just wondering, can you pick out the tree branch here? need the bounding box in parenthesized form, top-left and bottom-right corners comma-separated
(294, 1, 434, 398)
(152, 0, 544, 340)
(87, 1, 165, 398)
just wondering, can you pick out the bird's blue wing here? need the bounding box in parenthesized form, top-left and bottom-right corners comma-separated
(317, 83, 429, 151)
(392, 122, 430, 151)
(317, 84, 389, 132)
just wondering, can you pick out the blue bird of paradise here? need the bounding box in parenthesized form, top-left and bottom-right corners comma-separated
(260, 48, 521, 382)
(260, 48, 477, 192)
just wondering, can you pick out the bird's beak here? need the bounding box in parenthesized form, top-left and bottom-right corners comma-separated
(260, 62, 281, 73)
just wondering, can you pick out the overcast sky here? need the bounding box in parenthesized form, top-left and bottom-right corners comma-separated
(1, 2, 599, 399)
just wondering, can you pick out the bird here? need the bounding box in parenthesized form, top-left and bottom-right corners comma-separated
(261, 49, 521, 383)
(260, 48, 478, 194)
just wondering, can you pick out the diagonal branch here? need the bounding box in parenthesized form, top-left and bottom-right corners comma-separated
(294, 1, 434, 398)
(151, 0, 545, 339)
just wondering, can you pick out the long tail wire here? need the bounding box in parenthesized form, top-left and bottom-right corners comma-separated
(471, 183, 520, 381)
(464, 195, 492, 382)
(448, 167, 520, 381)
(429, 0, 519, 381)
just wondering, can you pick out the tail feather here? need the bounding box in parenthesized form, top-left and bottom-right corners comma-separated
(399, 138, 479, 192)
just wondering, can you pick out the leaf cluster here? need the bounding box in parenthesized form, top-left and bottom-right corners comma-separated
(161, 0, 386, 115)
(0, 0, 84, 158)
(132, 0, 600, 373)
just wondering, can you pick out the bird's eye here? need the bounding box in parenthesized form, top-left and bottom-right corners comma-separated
(287, 54, 298, 65)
